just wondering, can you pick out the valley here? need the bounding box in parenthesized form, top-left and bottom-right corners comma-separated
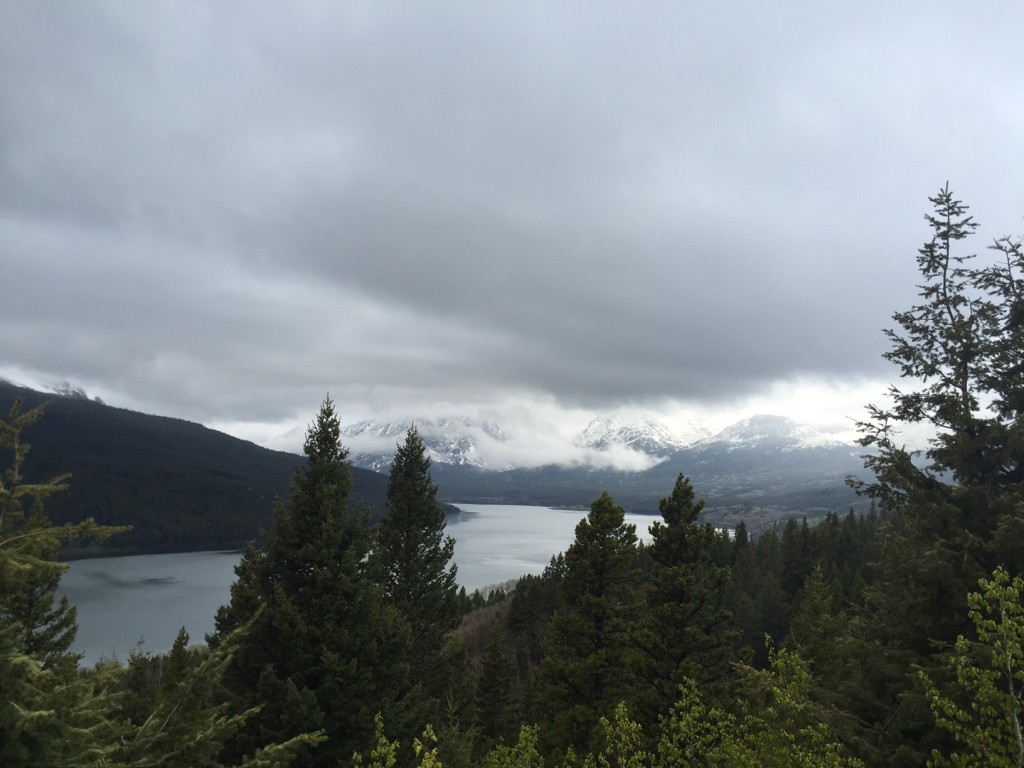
(1, 379, 869, 558)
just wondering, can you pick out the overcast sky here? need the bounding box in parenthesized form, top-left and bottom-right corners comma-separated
(2, 2, 1022, 460)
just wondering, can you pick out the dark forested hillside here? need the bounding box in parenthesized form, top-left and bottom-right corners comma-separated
(0, 380, 390, 555)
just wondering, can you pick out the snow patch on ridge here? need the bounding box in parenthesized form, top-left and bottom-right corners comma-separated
(573, 416, 691, 456)
(341, 418, 510, 471)
(696, 414, 847, 451)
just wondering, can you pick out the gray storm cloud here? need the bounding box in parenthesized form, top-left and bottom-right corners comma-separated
(2, 2, 1022, 432)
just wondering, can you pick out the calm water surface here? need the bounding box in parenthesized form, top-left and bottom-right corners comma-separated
(60, 503, 655, 664)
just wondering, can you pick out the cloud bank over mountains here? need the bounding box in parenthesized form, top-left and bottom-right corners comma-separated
(2, 3, 1022, 455)
(298, 412, 856, 473)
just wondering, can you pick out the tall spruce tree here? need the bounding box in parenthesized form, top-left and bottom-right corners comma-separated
(638, 474, 735, 719)
(842, 186, 1024, 763)
(212, 397, 411, 768)
(371, 426, 459, 637)
(854, 183, 1024, 577)
(368, 426, 462, 729)
(529, 491, 641, 761)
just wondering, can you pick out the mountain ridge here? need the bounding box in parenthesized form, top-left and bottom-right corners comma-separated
(1, 379, 871, 552)
(0, 379, 391, 557)
(341, 412, 856, 472)
(341, 411, 869, 528)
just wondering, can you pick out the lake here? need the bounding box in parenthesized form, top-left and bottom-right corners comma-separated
(59, 503, 657, 665)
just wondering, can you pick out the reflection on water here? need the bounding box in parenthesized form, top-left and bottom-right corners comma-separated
(60, 503, 656, 665)
(60, 550, 242, 663)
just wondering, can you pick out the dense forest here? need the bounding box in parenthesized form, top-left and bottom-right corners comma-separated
(2, 185, 1023, 767)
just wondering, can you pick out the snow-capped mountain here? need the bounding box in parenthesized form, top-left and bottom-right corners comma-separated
(314, 410, 868, 526)
(428, 412, 866, 526)
(573, 417, 697, 456)
(696, 414, 847, 451)
(341, 418, 510, 471)
(341, 413, 854, 473)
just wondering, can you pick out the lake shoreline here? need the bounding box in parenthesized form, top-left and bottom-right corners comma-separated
(59, 503, 655, 665)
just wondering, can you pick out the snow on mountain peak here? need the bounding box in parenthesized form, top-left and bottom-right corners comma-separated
(331, 411, 852, 474)
(574, 417, 690, 456)
(703, 414, 845, 449)
(340, 417, 511, 471)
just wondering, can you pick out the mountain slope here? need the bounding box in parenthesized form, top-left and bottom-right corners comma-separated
(573, 416, 694, 455)
(0, 381, 390, 556)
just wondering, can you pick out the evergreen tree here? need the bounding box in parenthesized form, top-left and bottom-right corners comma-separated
(853, 183, 1024, 576)
(371, 425, 459, 640)
(112, 626, 322, 768)
(726, 520, 763, 658)
(0, 399, 126, 766)
(747, 527, 790, 658)
(507, 557, 565, 678)
(638, 474, 735, 719)
(530, 491, 641, 760)
(213, 397, 411, 768)
(368, 425, 462, 729)
(843, 187, 1024, 761)
(780, 517, 813, 600)
(476, 616, 522, 749)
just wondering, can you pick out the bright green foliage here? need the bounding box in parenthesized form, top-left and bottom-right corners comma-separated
(583, 703, 653, 768)
(355, 715, 481, 768)
(656, 677, 736, 766)
(639, 474, 734, 718)
(530, 491, 642, 759)
(731, 644, 865, 768)
(923, 567, 1024, 767)
(518, 646, 862, 768)
(353, 713, 401, 768)
(482, 725, 543, 768)
(213, 397, 411, 768)
(653, 647, 864, 768)
(414, 724, 443, 768)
